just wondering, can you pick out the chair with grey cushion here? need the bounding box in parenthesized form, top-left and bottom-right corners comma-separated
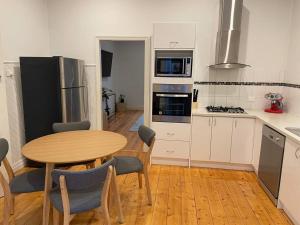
(114, 125, 155, 205)
(0, 138, 45, 225)
(50, 159, 115, 225)
(52, 120, 96, 169)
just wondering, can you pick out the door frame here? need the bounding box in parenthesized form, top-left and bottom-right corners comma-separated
(95, 36, 151, 130)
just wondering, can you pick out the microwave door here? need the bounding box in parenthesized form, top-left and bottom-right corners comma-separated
(156, 58, 184, 77)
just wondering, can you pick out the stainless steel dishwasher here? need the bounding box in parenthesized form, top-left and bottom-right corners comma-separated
(258, 125, 285, 206)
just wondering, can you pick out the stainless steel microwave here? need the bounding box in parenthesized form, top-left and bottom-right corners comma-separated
(155, 50, 193, 78)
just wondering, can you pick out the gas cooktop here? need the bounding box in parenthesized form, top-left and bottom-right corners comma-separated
(206, 106, 246, 114)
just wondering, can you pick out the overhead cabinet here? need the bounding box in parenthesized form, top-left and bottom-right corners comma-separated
(153, 23, 196, 49)
(191, 116, 255, 164)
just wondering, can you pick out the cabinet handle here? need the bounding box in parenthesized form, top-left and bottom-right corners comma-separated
(169, 41, 179, 48)
(209, 118, 211, 126)
(214, 118, 216, 126)
(166, 132, 175, 136)
(235, 119, 238, 128)
(166, 150, 175, 153)
(295, 148, 300, 159)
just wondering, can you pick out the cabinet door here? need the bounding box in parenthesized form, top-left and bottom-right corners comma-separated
(231, 118, 255, 164)
(153, 23, 196, 49)
(252, 119, 263, 172)
(210, 117, 233, 162)
(279, 139, 300, 225)
(191, 116, 212, 161)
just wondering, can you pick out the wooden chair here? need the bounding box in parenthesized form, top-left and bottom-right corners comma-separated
(52, 120, 96, 169)
(114, 125, 155, 205)
(50, 159, 115, 225)
(0, 138, 46, 225)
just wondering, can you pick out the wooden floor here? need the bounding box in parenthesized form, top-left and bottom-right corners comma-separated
(105, 110, 144, 150)
(0, 110, 294, 225)
(0, 166, 293, 225)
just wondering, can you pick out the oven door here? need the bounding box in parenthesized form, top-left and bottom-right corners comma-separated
(152, 92, 192, 123)
(155, 58, 186, 77)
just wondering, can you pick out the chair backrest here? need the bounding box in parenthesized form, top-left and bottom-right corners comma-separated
(138, 125, 155, 164)
(52, 120, 91, 133)
(0, 138, 14, 184)
(138, 125, 155, 147)
(52, 159, 115, 191)
(0, 138, 9, 165)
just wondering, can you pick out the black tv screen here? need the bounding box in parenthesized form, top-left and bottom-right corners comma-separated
(101, 50, 113, 77)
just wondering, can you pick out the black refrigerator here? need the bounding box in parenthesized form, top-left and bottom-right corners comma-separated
(20, 57, 88, 143)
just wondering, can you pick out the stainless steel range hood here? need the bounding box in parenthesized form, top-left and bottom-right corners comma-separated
(209, 0, 250, 69)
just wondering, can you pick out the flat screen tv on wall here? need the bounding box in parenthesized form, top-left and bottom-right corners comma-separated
(101, 50, 113, 77)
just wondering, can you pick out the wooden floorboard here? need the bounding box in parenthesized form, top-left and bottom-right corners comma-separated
(0, 110, 294, 225)
(0, 166, 294, 225)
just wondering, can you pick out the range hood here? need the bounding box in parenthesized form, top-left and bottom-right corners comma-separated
(209, 0, 250, 69)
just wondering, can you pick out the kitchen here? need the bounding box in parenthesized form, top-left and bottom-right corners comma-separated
(1, 0, 300, 224)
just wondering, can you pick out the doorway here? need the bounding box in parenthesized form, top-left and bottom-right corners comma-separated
(95, 37, 151, 150)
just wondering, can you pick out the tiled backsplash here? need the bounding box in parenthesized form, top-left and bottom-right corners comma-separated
(194, 81, 300, 113)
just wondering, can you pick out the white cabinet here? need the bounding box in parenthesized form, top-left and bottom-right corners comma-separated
(279, 138, 300, 225)
(191, 116, 212, 161)
(151, 122, 191, 141)
(191, 116, 255, 165)
(153, 23, 196, 49)
(152, 140, 190, 159)
(210, 117, 233, 162)
(252, 119, 263, 172)
(151, 122, 191, 160)
(231, 118, 255, 164)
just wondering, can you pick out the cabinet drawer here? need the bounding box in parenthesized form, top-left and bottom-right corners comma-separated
(151, 122, 191, 141)
(152, 140, 190, 159)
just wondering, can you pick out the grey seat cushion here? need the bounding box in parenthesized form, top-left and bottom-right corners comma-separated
(10, 168, 45, 193)
(115, 156, 143, 175)
(50, 185, 103, 214)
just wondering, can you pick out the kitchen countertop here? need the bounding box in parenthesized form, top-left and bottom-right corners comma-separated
(193, 107, 300, 144)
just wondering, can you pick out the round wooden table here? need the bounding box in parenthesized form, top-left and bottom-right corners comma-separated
(22, 130, 127, 225)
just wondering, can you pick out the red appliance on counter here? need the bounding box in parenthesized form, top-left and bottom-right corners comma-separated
(264, 93, 283, 113)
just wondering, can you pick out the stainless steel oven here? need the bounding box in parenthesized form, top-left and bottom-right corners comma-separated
(155, 50, 193, 77)
(152, 84, 192, 123)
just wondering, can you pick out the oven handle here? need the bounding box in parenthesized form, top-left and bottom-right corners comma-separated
(156, 94, 189, 98)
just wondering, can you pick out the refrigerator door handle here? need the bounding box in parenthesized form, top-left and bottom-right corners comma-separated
(83, 85, 89, 120)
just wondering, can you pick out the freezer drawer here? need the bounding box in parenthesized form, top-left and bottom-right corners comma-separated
(61, 87, 88, 122)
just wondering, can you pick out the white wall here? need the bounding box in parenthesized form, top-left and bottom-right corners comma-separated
(101, 41, 145, 110)
(0, 0, 50, 170)
(47, 0, 294, 113)
(284, 0, 300, 114)
(113, 41, 144, 109)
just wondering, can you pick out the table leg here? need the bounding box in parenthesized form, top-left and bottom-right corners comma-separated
(43, 163, 54, 225)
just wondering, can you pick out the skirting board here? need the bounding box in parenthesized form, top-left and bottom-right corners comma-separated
(277, 200, 299, 225)
(151, 158, 255, 171)
(190, 160, 254, 171)
(151, 157, 189, 167)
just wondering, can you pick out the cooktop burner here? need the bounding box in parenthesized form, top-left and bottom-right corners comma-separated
(206, 106, 246, 114)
